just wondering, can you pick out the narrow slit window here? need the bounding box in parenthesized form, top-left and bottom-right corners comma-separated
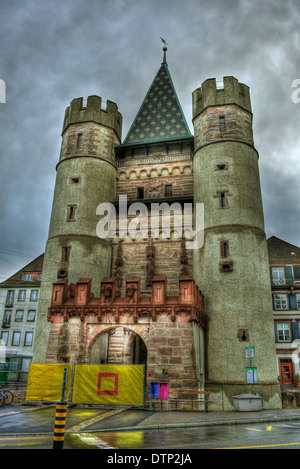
(77, 134, 82, 147)
(213, 189, 232, 208)
(165, 184, 172, 197)
(220, 117, 226, 132)
(61, 246, 71, 262)
(220, 241, 229, 258)
(220, 192, 226, 208)
(67, 204, 77, 221)
(138, 187, 144, 199)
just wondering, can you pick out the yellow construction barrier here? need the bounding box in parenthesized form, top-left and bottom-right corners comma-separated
(72, 364, 144, 406)
(26, 363, 72, 402)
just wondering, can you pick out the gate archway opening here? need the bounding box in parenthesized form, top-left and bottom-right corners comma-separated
(90, 327, 147, 368)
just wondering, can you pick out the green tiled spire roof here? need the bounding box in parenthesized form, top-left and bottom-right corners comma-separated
(122, 47, 193, 146)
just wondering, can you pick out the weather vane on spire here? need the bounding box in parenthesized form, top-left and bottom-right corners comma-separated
(160, 37, 168, 64)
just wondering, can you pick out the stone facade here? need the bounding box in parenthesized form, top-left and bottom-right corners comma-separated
(45, 275, 206, 389)
(33, 47, 282, 410)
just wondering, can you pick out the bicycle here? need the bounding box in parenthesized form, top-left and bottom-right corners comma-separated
(0, 389, 14, 406)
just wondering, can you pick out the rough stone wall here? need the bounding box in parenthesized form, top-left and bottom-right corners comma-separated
(117, 161, 193, 200)
(192, 78, 282, 409)
(193, 104, 254, 149)
(46, 316, 199, 390)
(112, 238, 193, 298)
(60, 122, 119, 164)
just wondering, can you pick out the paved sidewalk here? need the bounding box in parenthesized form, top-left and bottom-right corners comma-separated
(1, 400, 300, 432)
(80, 407, 300, 433)
(130, 408, 300, 431)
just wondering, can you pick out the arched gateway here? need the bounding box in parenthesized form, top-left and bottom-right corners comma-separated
(89, 327, 147, 366)
(46, 275, 206, 391)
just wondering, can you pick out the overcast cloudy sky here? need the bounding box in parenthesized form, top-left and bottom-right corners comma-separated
(0, 0, 299, 280)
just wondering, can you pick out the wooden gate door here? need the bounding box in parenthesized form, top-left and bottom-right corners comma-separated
(280, 359, 293, 385)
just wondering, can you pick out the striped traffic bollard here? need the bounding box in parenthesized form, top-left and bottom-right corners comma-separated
(53, 401, 68, 449)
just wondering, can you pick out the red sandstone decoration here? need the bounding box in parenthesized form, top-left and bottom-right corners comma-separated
(47, 275, 206, 328)
(114, 240, 123, 289)
(146, 235, 155, 286)
(180, 238, 188, 276)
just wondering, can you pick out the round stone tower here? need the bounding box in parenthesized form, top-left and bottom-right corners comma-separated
(192, 77, 281, 409)
(33, 95, 122, 362)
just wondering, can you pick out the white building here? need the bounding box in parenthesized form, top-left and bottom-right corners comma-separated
(0, 254, 43, 383)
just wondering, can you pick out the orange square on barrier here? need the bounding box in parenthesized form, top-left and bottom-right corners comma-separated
(97, 372, 119, 396)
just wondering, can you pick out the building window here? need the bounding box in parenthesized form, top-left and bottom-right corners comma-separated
(77, 133, 82, 147)
(137, 187, 144, 199)
(61, 246, 71, 262)
(12, 332, 21, 346)
(297, 294, 300, 310)
(67, 204, 77, 221)
(23, 273, 33, 281)
(30, 290, 38, 302)
(294, 265, 300, 283)
(70, 176, 81, 184)
(165, 185, 172, 197)
(272, 267, 285, 285)
(220, 241, 229, 258)
(24, 332, 33, 347)
(220, 116, 226, 132)
(2, 311, 12, 328)
(214, 190, 231, 208)
(1, 331, 8, 345)
(18, 290, 26, 301)
(277, 323, 291, 342)
(5, 290, 14, 306)
(27, 310, 36, 322)
(22, 358, 31, 373)
(219, 261, 233, 273)
(274, 294, 288, 310)
(215, 163, 228, 171)
(15, 310, 23, 322)
(220, 192, 226, 208)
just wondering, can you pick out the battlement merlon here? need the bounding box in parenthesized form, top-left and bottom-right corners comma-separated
(62, 95, 123, 141)
(192, 76, 252, 119)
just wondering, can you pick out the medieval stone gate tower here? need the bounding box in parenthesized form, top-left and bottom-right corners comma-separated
(33, 46, 281, 409)
(192, 78, 281, 407)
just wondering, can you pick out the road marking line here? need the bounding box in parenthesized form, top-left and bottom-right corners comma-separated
(218, 442, 300, 449)
(66, 408, 125, 433)
(0, 436, 50, 440)
(245, 428, 263, 432)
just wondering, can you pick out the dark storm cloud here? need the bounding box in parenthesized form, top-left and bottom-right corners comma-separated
(0, 0, 299, 279)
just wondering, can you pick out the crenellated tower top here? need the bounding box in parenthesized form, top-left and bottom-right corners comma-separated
(62, 95, 122, 141)
(192, 76, 252, 120)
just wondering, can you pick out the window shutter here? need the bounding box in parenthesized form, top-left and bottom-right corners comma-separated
(294, 266, 300, 281)
(272, 294, 275, 310)
(286, 265, 294, 285)
(289, 294, 297, 310)
(274, 322, 278, 342)
(291, 321, 300, 341)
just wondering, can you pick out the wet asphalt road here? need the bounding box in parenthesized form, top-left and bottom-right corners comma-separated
(1, 405, 300, 450)
(0, 405, 156, 434)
